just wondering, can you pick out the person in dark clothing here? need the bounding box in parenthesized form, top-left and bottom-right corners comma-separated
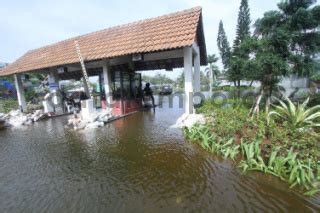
(143, 83, 155, 107)
(80, 91, 88, 101)
(61, 89, 68, 113)
(79, 91, 88, 110)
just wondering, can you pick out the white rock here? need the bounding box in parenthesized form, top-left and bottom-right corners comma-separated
(171, 113, 206, 129)
(95, 109, 113, 123)
(85, 121, 104, 129)
(9, 109, 21, 117)
(74, 121, 87, 130)
(67, 118, 74, 126)
(33, 114, 46, 122)
(34, 110, 43, 117)
(81, 111, 99, 123)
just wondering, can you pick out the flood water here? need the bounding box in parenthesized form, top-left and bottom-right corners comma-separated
(1, 96, 320, 212)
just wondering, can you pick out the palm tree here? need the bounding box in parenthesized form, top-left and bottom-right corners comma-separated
(205, 54, 220, 91)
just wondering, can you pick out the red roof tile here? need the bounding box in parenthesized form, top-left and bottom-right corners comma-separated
(0, 7, 205, 76)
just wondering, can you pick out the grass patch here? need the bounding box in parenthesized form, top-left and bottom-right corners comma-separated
(0, 99, 19, 113)
(212, 85, 254, 92)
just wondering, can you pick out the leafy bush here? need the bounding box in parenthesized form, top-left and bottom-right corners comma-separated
(239, 140, 267, 172)
(24, 90, 38, 102)
(268, 97, 320, 129)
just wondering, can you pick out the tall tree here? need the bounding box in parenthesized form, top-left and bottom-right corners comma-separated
(233, 0, 251, 50)
(228, 0, 252, 97)
(217, 20, 231, 69)
(248, 0, 320, 115)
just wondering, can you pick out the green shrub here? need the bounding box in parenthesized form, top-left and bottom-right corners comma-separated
(0, 99, 19, 113)
(268, 97, 320, 129)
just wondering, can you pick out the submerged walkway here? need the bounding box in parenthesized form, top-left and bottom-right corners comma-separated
(0, 96, 319, 212)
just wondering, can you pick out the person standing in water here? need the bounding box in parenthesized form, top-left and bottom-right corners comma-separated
(143, 83, 155, 107)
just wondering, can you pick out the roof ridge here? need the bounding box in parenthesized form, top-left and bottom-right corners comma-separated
(27, 6, 202, 53)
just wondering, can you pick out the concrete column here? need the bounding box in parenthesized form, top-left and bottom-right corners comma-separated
(102, 61, 113, 108)
(48, 70, 60, 106)
(48, 70, 59, 92)
(14, 74, 27, 112)
(184, 46, 193, 114)
(193, 45, 201, 93)
(193, 44, 201, 105)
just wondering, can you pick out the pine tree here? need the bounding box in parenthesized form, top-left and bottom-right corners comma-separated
(228, 0, 252, 96)
(217, 20, 231, 69)
(233, 0, 251, 50)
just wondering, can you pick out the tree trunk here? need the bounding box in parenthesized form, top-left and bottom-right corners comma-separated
(265, 86, 272, 113)
(237, 79, 241, 99)
(249, 80, 254, 87)
(250, 89, 264, 118)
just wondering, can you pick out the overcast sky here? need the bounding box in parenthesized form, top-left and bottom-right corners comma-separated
(0, 0, 280, 79)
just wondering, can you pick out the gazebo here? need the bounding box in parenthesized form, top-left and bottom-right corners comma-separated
(0, 7, 207, 115)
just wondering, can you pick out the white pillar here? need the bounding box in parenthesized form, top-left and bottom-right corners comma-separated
(48, 70, 59, 92)
(102, 61, 113, 109)
(193, 45, 201, 93)
(48, 70, 60, 107)
(184, 46, 193, 114)
(14, 74, 27, 112)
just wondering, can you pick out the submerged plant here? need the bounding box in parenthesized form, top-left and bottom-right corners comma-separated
(288, 159, 315, 190)
(239, 140, 267, 172)
(220, 139, 240, 160)
(239, 144, 319, 194)
(268, 97, 320, 129)
(266, 148, 297, 180)
(186, 125, 240, 161)
(184, 125, 205, 141)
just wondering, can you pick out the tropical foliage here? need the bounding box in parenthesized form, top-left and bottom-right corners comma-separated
(184, 99, 320, 195)
(268, 97, 320, 129)
(217, 0, 320, 114)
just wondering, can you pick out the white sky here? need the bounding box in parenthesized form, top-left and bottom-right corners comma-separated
(0, 0, 280, 79)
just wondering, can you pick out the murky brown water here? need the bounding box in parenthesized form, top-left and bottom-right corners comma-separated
(1, 97, 320, 212)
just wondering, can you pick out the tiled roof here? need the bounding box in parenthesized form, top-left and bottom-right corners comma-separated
(0, 7, 206, 76)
